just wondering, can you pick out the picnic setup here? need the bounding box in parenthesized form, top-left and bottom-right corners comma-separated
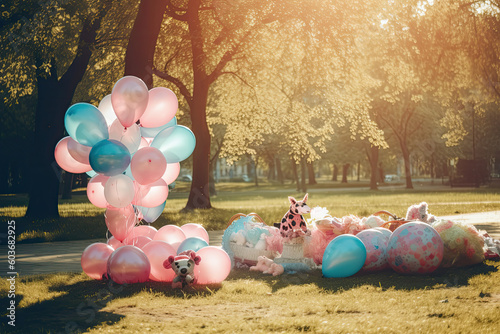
(53, 77, 500, 288)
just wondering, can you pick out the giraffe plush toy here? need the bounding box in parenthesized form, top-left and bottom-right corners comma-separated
(278, 193, 310, 237)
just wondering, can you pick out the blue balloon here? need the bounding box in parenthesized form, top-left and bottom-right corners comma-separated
(136, 200, 166, 223)
(177, 237, 209, 254)
(64, 103, 109, 146)
(89, 139, 131, 176)
(322, 235, 367, 278)
(140, 117, 177, 138)
(151, 125, 196, 163)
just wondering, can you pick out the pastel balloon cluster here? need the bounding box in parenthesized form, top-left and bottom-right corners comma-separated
(322, 223, 444, 278)
(54, 76, 195, 218)
(81, 223, 232, 285)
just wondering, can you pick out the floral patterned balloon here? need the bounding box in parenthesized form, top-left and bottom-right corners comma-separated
(387, 222, 444, 274)
(357, 229, 390, 272)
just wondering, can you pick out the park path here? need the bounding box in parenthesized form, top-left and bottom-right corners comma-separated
(1, 211, 499, 276)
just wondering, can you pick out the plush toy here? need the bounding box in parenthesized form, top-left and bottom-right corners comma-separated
(230, 230, 246, 246)
(254, 233, 267, 250)
(249, 255, 274, 272)
(406, 202, 436, 224)
(362, 215, 386, 228)
(263, 263, 284, 276)
(163, 250, 201, 289)
(277, 193, 311, 237)
(244, 222, 271, 247)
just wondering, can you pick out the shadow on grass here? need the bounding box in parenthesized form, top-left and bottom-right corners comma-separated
(0, 275, 220, 334)
(227, 260, 499, 293)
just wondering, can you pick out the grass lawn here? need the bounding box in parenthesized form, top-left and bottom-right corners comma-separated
(1, 182, 500, 243)
(1, 260, 499, 333)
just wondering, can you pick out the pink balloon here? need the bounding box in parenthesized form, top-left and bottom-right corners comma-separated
(81, 243, 115, 280)
(142, 241, 177, 282)
(109, 119, 141, 154)
(107, 246, 151, 284)
(131, 147, 167, 185)
(123, 235, 152, 249)
(54, 137, 92, 173)
(67, 137, 91, 165)
(104, 175, 135, 208)
(133, 225, 158, 239)
(105, 205, 137, 242)
(161, 162, 181, 185)
(181, 223, 209, 244)
(140, 87, 178, 128)
(98, 94, 117, 127)
(153, 225, 186, 251)
(195, 246, 231, 285)
(132, 179, 168, 208)
(107, 236, 125, 250)
(87, 174, 109, 208)
(111, 76, 149, 128)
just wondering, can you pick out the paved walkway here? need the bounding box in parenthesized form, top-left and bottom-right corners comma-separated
(1, 212, 499, 276)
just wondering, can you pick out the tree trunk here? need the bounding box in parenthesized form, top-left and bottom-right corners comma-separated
(276, 157, 284, 184)
(307, 162, 317, 185)
(401, 142, 414, 189)
(300, 158, 307, 193)
(341, 163, 350, 183)
(185, 80, 212, 209)
(254, 156, 259, 187)
(332, 164, 338, 181)
(25, 3, 112, 219)
(291, 158, 299, 190)
(267, 156, 276, 181)
(357, 161, 360, 182)
(208, 160, 217, 196)
(369, 145, 379, 190)
(61, 172, 73, 200)
(124, 0, 168, 88)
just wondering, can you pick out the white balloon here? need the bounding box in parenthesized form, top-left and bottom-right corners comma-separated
(109, 119, 142, 154)
(98, 94, 117, 127)
(104, 175, 135, 208)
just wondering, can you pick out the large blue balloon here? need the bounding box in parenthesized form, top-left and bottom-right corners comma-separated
(140, 117, 177, 138)
(151, 125, 195, 163)
(322, 235, 367, 278)
(89, 139, 131, 176)
(64, 103, 109, 147)
(177, 237, 208, 254)
(136, 200, 166, 223)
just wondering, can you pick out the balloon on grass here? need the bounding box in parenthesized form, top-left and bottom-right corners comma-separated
(107, 246, 151, 284)
(195, 246, 231, 285)
(142, 241, 176, 282)
(322, 235, 367, 278)
(387, 222, 443, 274)
(111, 76, 149, 127)
(132, 225, 158, 239)
(151, 125, 195, 163)
(64, 102, 109, 146)
(89, 139, 131, 176)
(81, 243, 114, 280)
(357, 229, 390, 272)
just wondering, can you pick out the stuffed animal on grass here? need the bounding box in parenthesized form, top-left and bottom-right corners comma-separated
(263, 263, 284, 276)
(163, 250, 201, 289)
(249, 255, 274, 272)
(406, 202, 436, 224)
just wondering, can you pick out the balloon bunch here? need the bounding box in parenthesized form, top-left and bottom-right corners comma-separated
(55, 76, 231, 285)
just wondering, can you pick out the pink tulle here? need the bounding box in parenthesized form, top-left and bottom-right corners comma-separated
(265, 227, 283, 254)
